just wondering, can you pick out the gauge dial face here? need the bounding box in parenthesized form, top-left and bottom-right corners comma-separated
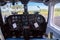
(36, 15, 44, 24)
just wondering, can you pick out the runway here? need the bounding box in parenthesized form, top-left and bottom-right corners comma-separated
(54, 16, 60, 27)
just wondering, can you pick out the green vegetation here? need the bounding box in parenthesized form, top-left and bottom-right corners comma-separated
(28, 9, 48, 16)
(2, 7, 60, 17)
(39, 8, 60, 16)
(54, 8, 60, 16)
(40, 9, 48, 16)
(40, 8, 60, 16)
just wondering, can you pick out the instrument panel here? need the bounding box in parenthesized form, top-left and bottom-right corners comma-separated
(3, 14, 46, 38)
(6, 14, 45, 29)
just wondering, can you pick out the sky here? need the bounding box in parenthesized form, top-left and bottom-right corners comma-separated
(55, 3, 60, 8)
(28, 2, 48, 9)
(17, 2, 48, 9)
(17, 2, 60, 8)
(1, 2, 60, 11)
(27, 2, 48, 11)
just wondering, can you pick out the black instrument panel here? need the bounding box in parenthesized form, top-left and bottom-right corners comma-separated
(5, 14, 45, 29)
(3, 14, 47, 38)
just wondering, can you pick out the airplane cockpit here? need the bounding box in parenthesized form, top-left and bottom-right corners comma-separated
(0, 0, 60, 40)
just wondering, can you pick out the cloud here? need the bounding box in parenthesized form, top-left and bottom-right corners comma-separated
(28, 6, 40, 11)
(55, 3, 60, 8)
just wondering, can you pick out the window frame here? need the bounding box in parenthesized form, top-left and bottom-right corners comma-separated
(47, 2, 60, 38)
(53, 3, 60, 27)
